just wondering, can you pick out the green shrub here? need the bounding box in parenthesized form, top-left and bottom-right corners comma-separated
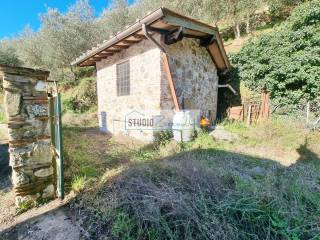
(59, 66, 95, 88)
(153, 130, 173, 147)
(231, 0, 320, 111)
(62, 77, 97, 113)
(268, 0, 306, 20)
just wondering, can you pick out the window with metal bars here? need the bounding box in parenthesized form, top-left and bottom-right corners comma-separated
(116, 60, 130, 96)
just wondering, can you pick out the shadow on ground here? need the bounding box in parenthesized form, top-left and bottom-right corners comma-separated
(1, 127, 319, 239)
(70, 142, 320, 239)
(0, 143, 11, 192)
(0, 206, 80, 240)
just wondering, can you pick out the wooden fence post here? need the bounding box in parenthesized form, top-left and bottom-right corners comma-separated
(247, 105, 252, 127)
(306, 101, 310, 124)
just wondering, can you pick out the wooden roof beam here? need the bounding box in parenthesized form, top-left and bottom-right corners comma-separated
(161, 13, 229, 69)
(90, 57, 104, 61)
(83, 59, 95, 63)
(112, 45, 130, 49)
(102, 49, 120, 53)
(115, 44, 132, 48)
(122, 39, 141, 44)
(133, 33, 146, 39)
(97, 54, 113, 58)
(80, 61, 95, 66)
(162, 13, 215, 35)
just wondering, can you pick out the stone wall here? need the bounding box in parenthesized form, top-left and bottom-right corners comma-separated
(96, 38, 162, 141)
(0, 66, 54, 206)
(161, 38, 219, 121)
(96, 36, 219, 141)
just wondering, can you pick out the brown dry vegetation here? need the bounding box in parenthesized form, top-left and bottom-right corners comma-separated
(63, 115, 320, 240)
(224, 26, 275, 54)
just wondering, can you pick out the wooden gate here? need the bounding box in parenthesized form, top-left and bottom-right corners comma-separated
(49, 93, 64, 199)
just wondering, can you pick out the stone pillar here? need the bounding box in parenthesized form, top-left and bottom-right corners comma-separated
(0, 66, 55, 206)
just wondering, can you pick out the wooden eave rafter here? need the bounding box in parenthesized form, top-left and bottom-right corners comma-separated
(122, 39, 141, 44)
(111, 45, 130, 50)
(102, 49, 120, 53)
(133, 34, 146, 39)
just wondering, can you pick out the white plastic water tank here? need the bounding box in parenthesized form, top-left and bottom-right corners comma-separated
(172, 111, 195, 142)
(99, 111, 107, 133)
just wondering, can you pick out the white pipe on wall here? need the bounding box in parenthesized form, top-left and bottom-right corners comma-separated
(218, 84, 237, 95)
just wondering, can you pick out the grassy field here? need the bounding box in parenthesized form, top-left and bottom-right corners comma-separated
(64, 117, 320, 240)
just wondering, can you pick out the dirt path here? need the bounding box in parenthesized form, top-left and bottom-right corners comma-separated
(0, 124, 8, 143)
(0, 140, 15, 227)
(0, 141, 80, 239)
(0, 195, 81, 240)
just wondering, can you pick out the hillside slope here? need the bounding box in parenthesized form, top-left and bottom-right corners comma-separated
(230, 0, 320, 110)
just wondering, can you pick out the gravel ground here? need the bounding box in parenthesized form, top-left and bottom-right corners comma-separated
(0, 203, 81, 240)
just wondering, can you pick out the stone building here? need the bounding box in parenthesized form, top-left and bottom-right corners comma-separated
(72, 8, 230, 141)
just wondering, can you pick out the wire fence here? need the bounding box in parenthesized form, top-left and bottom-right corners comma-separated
(271, 98, 320, 131)
(227, 91, 320, 131)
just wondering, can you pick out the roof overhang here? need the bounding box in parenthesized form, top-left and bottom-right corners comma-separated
(71, 7, 230, 71)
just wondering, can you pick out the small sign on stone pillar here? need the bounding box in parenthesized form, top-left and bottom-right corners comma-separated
(0, 65, 55, 206)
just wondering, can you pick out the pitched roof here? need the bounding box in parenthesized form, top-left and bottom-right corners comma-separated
(71, 7, 230, 71)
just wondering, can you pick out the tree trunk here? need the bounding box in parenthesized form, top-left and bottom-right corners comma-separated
(234, 22, 241, 39)
(246, 14, 251, 34)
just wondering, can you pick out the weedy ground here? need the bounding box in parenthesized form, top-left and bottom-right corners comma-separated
(63, 116, 320, 240)
(0, 112, 6, 125)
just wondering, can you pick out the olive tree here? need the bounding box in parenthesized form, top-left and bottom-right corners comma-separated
(0, 41, 23, 67)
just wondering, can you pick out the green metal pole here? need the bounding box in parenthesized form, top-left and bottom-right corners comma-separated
(48, 97, 55, 147)
(56, 93, 64, 199)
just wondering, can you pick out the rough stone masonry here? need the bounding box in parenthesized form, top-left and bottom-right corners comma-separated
(96, 36, 218, 141)
(0, 65, 55, 206)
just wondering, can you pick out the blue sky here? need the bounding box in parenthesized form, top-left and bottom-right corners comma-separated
(0, 0, 134, 39)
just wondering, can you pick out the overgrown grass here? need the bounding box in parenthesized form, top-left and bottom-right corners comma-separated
(0, 111, 7, 124)
(0, 93, 7, 124)
(71, 175, 87, 193)
(63, 127, 103, 192)
(72, 151, 320, 239)
(222, 117, 318, 152)
(62, 77, 97, 114)
(65, 119, 320, 240)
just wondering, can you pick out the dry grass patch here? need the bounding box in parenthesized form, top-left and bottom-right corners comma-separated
(72, 158, 236, 240)
(64, 119, 320, 240)
(221, 117, 320, 165)
(72, 148, 320, 240)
